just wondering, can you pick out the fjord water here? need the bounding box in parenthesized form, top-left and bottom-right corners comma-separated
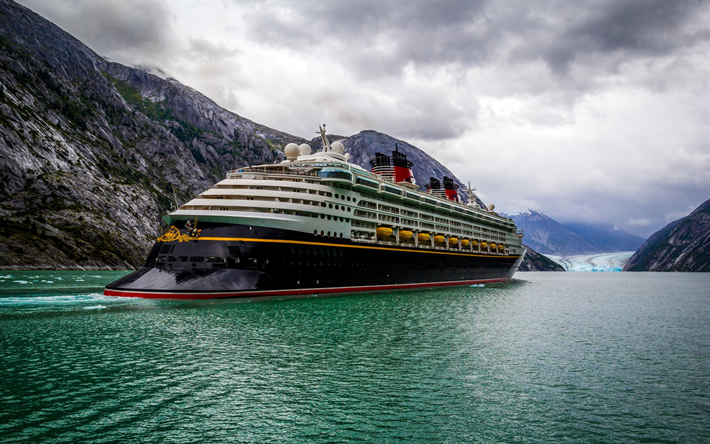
(1, 271, 708, 443)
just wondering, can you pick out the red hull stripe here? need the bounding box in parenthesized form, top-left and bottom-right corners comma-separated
(104, 278, 508, 300)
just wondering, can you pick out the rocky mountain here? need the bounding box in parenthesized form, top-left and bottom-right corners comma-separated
(504, 210, 645, 256)
(624, 199, 710, 272)
(563, 222, 645, 252)
(503, 210, 599, 256)
(0, 0, 303, 268)
(517, 246, 565, 272)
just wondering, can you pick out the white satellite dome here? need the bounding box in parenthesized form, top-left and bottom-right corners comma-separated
(299, 143, 311, 156)
(284, 143, 299, 161)
(331, 141, 344, 154)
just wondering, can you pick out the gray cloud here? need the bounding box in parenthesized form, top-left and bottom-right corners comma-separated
(20, 0, 176, 65)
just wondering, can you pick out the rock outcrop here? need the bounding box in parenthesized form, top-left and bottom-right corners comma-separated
(624, 199, 710, 272)
(517, 246, 565, 272)
(0, 0, 301, 268)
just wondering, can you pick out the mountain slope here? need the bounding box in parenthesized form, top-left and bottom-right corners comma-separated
(624, 199, 710, 272)
(517, 246, 565, 272)
(563, 222, 645, 252)
(0, 0, 301, 268)
(504, 210, 599, 256)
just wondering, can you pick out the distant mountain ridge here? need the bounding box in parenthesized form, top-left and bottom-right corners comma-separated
(504, 210, 645, 256)
(624, 199, 710, 272)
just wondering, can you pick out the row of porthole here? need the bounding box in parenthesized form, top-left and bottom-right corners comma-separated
(327, 203, 351, 212)
(284, 260, 345, 267)
(290, 246, 345, 257)
(314, 230, 344, 238)
(334, 193, 355, 202)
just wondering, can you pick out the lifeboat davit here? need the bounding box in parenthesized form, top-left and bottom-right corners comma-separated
(399, 230, 413, 241)
(449, 237, 459, 246)
(376, 227, 393, 239)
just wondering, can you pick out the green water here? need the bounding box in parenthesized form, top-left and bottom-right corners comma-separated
(0, 271, 708, 443)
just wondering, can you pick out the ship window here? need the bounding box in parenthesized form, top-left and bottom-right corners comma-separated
(321, 214, 325, 219)
(190, 256, 204, 262)
(327, 231, 331, 237)
(167, 256, 176, 262)
(327, 215, 331, 220)
(329, 204, 333, 209)
(335, 194, 339, 198)
(314, 230, 318, 236)
(321, 230, 324, 236)
(347, 196, 351, 201)
(157, 256, 166, 262)
(340, 233, 343, 239)
(352, 199, 357, 203)
(347, 208, 351, 212)
(178, 256, 188, 262)
(335, 205, 339, 210)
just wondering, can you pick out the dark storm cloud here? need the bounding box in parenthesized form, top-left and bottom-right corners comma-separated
(527, 1, 708, 75)
(247, 1, 705, 79)
(18, 0, 175, 64)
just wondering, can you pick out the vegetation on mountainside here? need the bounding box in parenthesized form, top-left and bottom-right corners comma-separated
(103, 72, 205, 143)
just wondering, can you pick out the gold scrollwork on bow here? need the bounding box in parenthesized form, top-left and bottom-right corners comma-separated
(157, 225, 191, 242)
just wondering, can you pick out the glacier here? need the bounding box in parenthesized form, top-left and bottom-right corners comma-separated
(544, 252, 635, 272)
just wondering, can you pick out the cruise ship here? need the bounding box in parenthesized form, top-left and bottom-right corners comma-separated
(105, 126, 526, 299)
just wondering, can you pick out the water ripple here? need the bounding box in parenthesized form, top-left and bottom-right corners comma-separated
(0, 272, 708, 443)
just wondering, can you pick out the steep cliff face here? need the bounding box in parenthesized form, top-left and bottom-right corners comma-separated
(624, 199, 710, 272)
(0, 0, 301, 268)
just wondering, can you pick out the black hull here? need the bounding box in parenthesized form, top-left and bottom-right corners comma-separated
(105, 223, 524, 299)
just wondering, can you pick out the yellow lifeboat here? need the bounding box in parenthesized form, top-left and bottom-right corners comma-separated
(399, 230, 413, 241)
(461, 239, 470, 247)
(498, 244, 505, 251)
(376, 227, 393, 239)
(417, 233, 430, 243)
(490, 243, 497, 250)
(471, 240, 478, 247)
(434, 235, 446, 245)
(480, 242, 488, 249)
(449, 237, 459, 246)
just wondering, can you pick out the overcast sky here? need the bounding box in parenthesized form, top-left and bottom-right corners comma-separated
(19, 0, 710, 237)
